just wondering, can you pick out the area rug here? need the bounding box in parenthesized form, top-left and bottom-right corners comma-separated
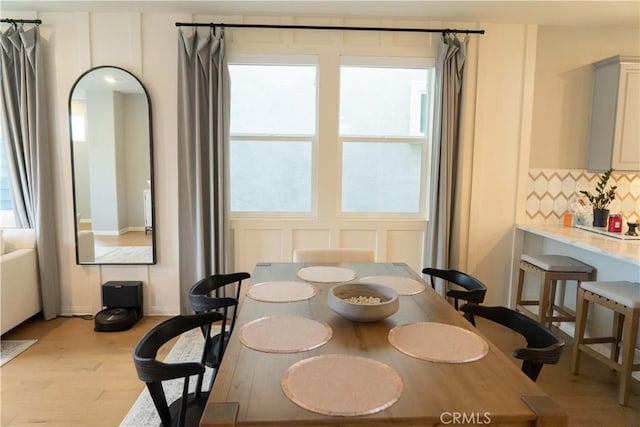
(95, 246, 153, 263)
(0, 340, 37, 367)
(119, 328, 215, 427)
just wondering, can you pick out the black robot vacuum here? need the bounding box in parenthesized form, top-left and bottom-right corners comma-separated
(94, 281, 143, 332)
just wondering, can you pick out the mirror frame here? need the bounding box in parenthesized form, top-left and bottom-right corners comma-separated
(68, 65, 156, 265)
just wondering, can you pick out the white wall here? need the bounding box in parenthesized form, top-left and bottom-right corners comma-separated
(530, 26, 640, 169)
(466, 24, 538, 305)
(124, 94, 150, 229)
(10, 8, 632, 316)
(39, 11, 181, 315)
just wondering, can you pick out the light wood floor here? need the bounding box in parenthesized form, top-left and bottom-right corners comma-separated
(1, 315, 638, 426)
(94, 231, 152, 247)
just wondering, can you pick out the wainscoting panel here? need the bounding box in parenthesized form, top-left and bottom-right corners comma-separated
(243, 229, 284, 267)
(232, 221, 427, 276)
(292, 229, 332, 254)
(339, 229, 378, 253)
(386, 229, 425, 273)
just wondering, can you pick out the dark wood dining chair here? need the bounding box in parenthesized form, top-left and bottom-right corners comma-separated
(133, 312, 224, 427)
(421, 267, 487, 325)
(189, 272, 251, 390)
(461, 303, 565, 381)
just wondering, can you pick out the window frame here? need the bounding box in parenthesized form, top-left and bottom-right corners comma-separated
(227, 55, 320, 218)
(337, 56, 435, 220)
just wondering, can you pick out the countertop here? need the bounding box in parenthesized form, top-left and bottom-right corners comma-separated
(516, 224, 640, 265)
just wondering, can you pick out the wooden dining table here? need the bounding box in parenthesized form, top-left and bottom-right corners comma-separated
(200, 262, 567, 427)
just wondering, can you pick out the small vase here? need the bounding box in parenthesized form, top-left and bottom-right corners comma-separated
(592, 209, 609, 227)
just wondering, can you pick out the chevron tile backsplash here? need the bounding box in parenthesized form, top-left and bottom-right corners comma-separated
(526, 169, 640, 225)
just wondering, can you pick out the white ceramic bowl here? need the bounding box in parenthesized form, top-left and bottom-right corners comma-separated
(327, 283, 399, 322)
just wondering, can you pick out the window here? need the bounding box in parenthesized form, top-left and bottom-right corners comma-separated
(227, 55, 434, 218)
(339, 58, 433, 214)
(228, 61, 317, 213)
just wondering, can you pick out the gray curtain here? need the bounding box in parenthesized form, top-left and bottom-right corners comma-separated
(177, 28, 231, 314)
(426, 33, 469, 295)
(0, 24, 61, 319)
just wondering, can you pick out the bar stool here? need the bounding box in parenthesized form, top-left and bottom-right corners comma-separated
(515, 254, 594, 328)
(572, 281, 640, 406)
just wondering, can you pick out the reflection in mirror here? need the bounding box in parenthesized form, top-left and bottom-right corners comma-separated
(69, 66, 155, 264)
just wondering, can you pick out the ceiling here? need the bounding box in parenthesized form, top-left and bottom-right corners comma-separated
(2, 1, 640, 28)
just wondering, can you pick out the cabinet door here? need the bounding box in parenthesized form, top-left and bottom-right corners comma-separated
(588, 57, 640, 172)
(611, 63, 640, 171)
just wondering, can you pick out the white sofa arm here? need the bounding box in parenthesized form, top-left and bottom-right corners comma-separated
(1, 248, 41, 335)
(1, 228, 36, 252)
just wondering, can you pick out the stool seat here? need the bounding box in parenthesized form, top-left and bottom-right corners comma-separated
(572, 280, 640, 406)
(516, 254, 594, 328)
(581, 281, 640, 308)
(521, 254, 593, 273)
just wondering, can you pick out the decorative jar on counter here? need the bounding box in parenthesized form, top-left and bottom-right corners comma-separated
(607, 214, 623, 233)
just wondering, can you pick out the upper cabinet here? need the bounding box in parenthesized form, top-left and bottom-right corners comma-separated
(587, 56, 639, 171)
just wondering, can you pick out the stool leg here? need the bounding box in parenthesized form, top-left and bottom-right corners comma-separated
(549, 280, 559, 328)
(516, 266, 525, 306)
(611, 312, 623, 363)
(572, 288, 589, 374)
(618, 310, 639, 406)
(539, 275, 553, 328)
(556, 279, 567, 312)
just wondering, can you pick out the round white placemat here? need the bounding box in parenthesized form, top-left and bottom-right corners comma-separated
(359, 275, 425, 295)
(297, 266, 357, 283)
(239, 316, 332, 353)
(282, 354, 403, 416)
(246, 281, 317, 303)
(388, 322, 488, 363)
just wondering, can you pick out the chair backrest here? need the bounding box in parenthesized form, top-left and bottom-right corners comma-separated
(460, 304, 565, 381)
(189, 272, 251, 380)
(133, 312, 224, 427)
(421, 268, 486, 296)
(421, 268, 487, 324)
(293, 248, 375, 263)
(189, 272, 251, 331)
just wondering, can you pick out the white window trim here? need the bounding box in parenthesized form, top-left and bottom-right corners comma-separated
(227, 54, 435, 221)
(340, 56, 435, 68)
(337, 59, 435, 219)
(227, 54, 319, 65)
(228, 57, 320, 218)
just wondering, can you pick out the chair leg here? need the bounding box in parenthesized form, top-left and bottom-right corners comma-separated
(572, 288, 589, 374)
(618, 311, 639, 406)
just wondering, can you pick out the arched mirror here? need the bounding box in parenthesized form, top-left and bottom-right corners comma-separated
(69, 66, 156, 265)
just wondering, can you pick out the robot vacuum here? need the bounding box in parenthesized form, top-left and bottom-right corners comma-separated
(94, 307, 139, 332)
(94, 281, 143, 332)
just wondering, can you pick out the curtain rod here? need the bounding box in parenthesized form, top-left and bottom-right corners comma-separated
(175, 22, 484, 35)
(1, 19, 42, 25)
